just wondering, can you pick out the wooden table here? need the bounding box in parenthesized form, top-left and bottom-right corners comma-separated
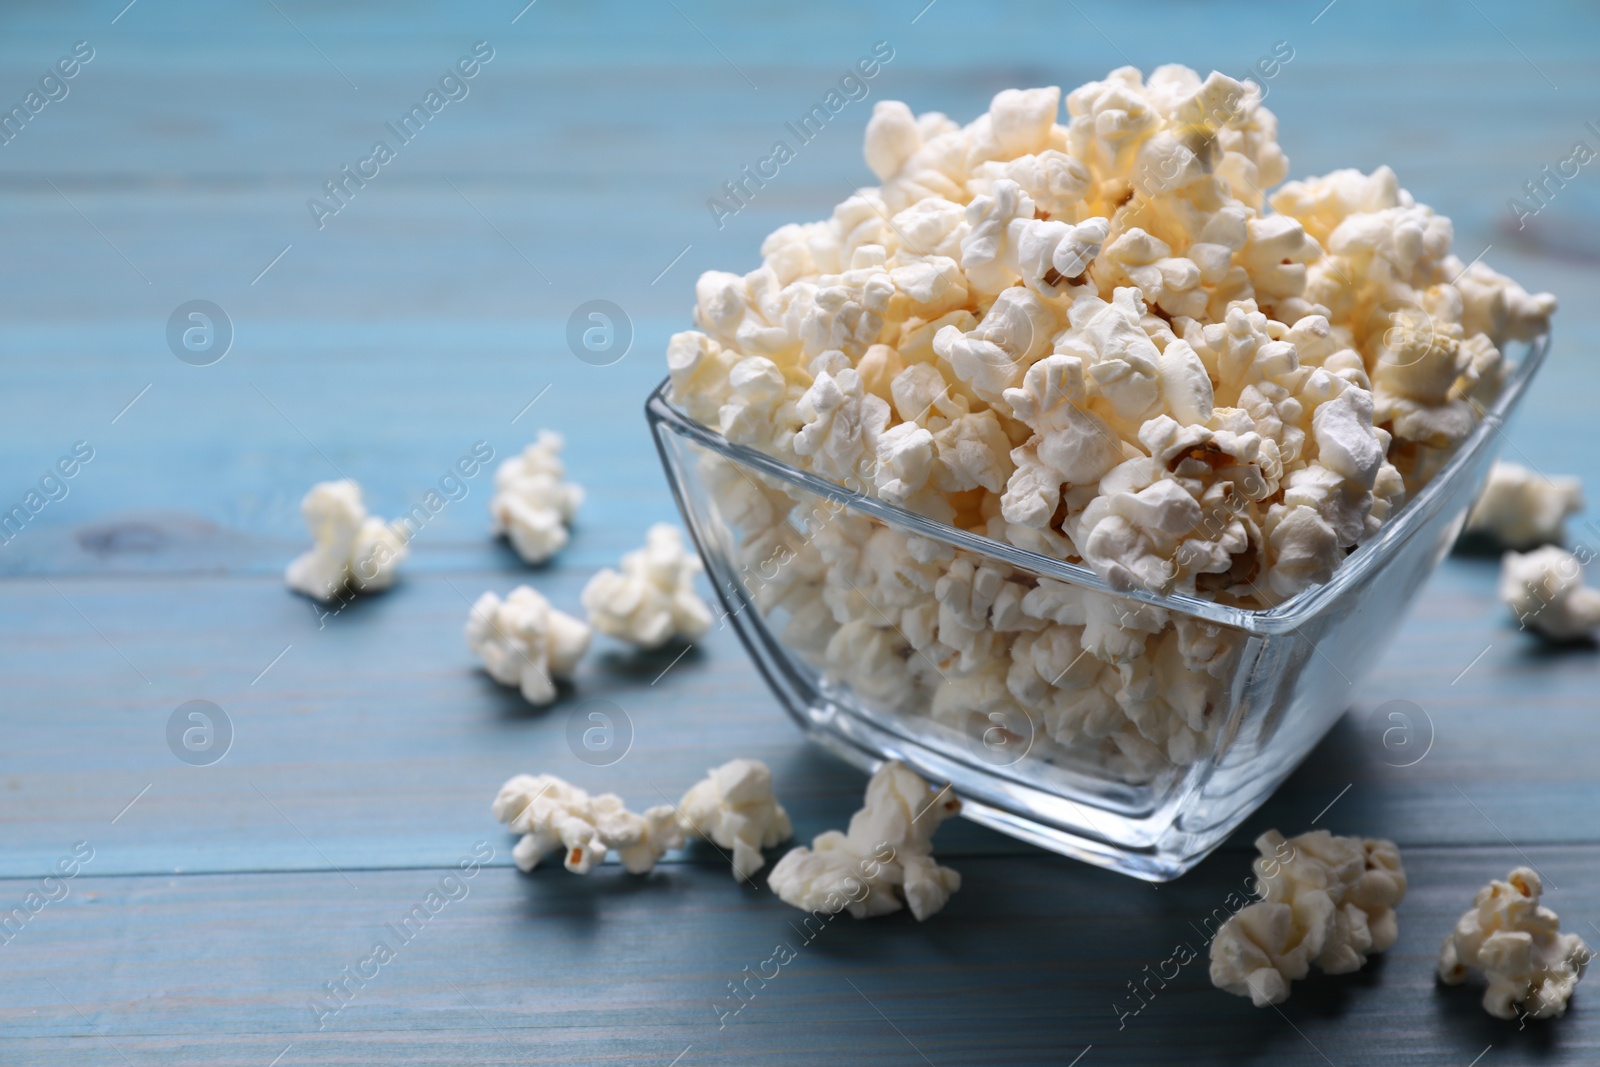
(2, 1, 1597, 1063)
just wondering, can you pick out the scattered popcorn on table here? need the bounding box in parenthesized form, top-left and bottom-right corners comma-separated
(767, 761, 962, 921)
(582, 523, 714, 649)
(489, 430, 585, 564)
(1439, 867, 1590, 1020)
(1499, 546, 1600, 641)
(284, 479, 408, 602)
(677, 758, 793, 880)
(466, 586, 591, 706)
(1466, 461, 1584, 549)
(666, 66, 1556, 779)
(1209, 829, 1406, 1006)
(493, 773, 683, 874)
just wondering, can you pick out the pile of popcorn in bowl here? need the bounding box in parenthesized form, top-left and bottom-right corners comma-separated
(659, 64, 1556, 785)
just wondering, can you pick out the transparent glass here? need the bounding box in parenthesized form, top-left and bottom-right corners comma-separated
(646, 334, 1548, 881)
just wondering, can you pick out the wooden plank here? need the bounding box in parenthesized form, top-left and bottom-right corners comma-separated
(0, 562, 1032, 877)
(0, 301, 1592, 577)
(1, 847, 1594, 1065)
(2, 558, 1599, 879)
(0, 317, 693, 575)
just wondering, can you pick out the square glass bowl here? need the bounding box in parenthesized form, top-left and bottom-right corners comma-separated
(647, 334, 1548, 881)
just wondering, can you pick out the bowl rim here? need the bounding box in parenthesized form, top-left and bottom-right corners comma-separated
(646, 329, 1549, 635)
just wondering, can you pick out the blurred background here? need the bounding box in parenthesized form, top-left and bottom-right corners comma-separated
(2, 2, 1598, 1064)
(0, 0, 1594, 558)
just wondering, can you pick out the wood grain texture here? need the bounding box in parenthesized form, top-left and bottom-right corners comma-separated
(2, 0, 1599, 1063)
(3, 849, 1598, 1066)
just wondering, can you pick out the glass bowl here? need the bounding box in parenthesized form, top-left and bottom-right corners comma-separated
(646, 332, 1548, 881)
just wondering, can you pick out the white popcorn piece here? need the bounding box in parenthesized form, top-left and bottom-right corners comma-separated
(1209, 830, 1407, 1006)
(935, 284, 1058, 403)
(971, 86, 1060, 164)
(1467, 462, 1584, 549)
(466, 586, 591, 706)
(959, 177, 1037, 297)
(667, 330, 740, 426)
(1310, 383, 1384, 491)
(677, 759, 794, 880)
(864, 99, 923, 183)
(990, 150, 1092, 221)
(767, 761, 962, 922)
(1015, 216, 1109, 297)
(582, 523, 714, 649)
(1003, 354, 1123, 485)
(1439, 867, 1590, 1020)
(873, 421, 938, 507)
(1454, 260, 1559, 347)
(794, 363, 890, 481)
(719, 355, 795, 453)
(285, 479, 408, 602)
(488, 431, 585, 564)
(1239, 215, 1316, 302)
(1500, 545, 1600, 641)
(492, 774, 683, 875)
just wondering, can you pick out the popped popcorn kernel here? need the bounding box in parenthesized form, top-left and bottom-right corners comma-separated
(1439, 867, 1590, 1020)
(1209, 829, 1407, 1006)
(489, 431, 584, 564)
(678, 758, 793, 880)
(466, 585, 591, 706)
(1500, 545, 1600, 641)
(582, 523, 714, 650)
(285, 479, 408, 602)
(1467, 461, 1584, 549)
(768, 761, 962, 921)
(493, 773, 682, 875)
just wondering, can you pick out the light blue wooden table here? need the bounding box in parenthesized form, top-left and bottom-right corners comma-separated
(2, 1, 1598, 1063)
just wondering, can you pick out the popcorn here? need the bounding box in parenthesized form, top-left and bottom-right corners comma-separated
(1015, 216, 1109, 297)
(767, 761, 962, 921)
(466, 586, 591, 706)
(492, 774, 682, 875)
(1239, 215, 1316, 302)
(677, 758, 794, 880)
(864, 100, 922, 182)
(488, 431, 584, 564)
(931, 408, 1015, 495)
(934, 283, 1059, 402)
(1002, 354, 1123, 486)
(582, 523, 714, 649)
(667, 66, 1556, 777)
(993, 151, 1093, 221)
(825, 619, 918, 706)
(1467, 462, 1584, 549)
(285, 479, 408, 602)
(1209, 830, 1407, 1006)
(1439, 867, 1590, 1020)
(667, 330, 739, 427)
(970, 86, 1060, 164)
(1499, 545, 1600, 640)
(1310, 386, 1384, 491)
(873, 421, 938, 508)
(794, 361, 890, 480)
(719, 355, 797, 455)
(1454, 261, 1559, 347)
